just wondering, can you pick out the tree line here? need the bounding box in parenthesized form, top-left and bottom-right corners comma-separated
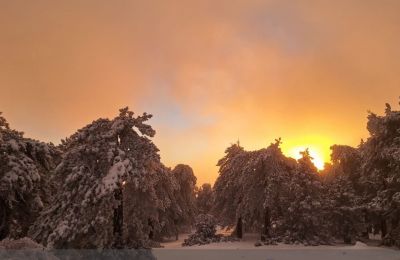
(211, 102, 400, 247)
(1, 100, 399, 249)
(0, 108, 199, 248)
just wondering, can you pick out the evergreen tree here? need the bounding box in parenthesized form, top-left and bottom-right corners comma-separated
(322, 145, 366, 244)
(196, 183, 213, 215)
(276, 150, 330, 245)
(123, 163, 177, 246)
(28, 108, 163, 248)
(0, 112, 60, 240)
(213, 141, 329, 244)
(212, 142, 246, 237)
(170, 164, 197, 236)
(358, 102, 400, 247)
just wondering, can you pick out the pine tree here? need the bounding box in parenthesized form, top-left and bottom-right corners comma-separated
(213, 140, 330, 245)
(276, 150, 330, 245)
(170, 164, 197, 237)
(322, 145, 366, 244)
(212, 142, 246, 237)
(358, 102, 400, 247)
(0, 112, 60, 240)
(196, 183, 213, 215)
(28, 108, 163, 248)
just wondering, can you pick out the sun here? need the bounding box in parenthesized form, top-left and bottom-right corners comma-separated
(284, 146, 325, 170)
(280, 135, 332, 171)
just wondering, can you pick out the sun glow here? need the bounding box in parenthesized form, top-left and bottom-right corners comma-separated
(280, 136, 332, 171)
(285, 146, 325, 170)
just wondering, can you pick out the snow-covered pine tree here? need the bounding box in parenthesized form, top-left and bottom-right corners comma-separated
(123, 164, 197, 245)
(322, 145, 366, 244)
(212, 142, 247, 238)
(213, 140, 331, 245)
(237, 139, 294, 240)
(359, 102, 400, 247)
(196, 183, 213, 215)
(260, 140, 297, 241)
(267, 149, 330, 245)
(0, 112, 60, 240)
(122, 162, 177, 247)
(170, 164, 197, 237)
(28, 107, 163, 248)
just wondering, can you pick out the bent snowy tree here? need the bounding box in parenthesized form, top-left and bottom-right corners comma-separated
(0, 112, 60, 240)
(28, 108, 164, 248)
(213, 140, 331, 245)
(358, 103, 400, 247)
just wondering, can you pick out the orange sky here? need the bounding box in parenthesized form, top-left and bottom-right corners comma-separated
(1, 1, 400, 184)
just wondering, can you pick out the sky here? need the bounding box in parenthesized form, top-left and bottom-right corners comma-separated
(1, 0, 400, 185)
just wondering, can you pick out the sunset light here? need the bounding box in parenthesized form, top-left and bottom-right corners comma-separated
(285, 146, 325, 170)
(1, 1, 400, 256)
(281, 135, 333, 171)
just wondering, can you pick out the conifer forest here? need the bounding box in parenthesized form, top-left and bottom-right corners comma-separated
(1, 101, 400, 252)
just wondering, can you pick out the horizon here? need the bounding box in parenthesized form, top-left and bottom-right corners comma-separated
(2, 1, 400, 184)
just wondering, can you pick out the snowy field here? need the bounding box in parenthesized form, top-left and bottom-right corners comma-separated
(153, 233, 399, 260)
(0, 235, 398, 260)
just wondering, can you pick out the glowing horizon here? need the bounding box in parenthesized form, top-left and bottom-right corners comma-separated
(281, 135, 334, 170)
(284, 146, 325, 170)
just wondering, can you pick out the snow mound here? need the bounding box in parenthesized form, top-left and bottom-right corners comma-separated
(0, 237, 45, 250)
(353, 241, 368, 248)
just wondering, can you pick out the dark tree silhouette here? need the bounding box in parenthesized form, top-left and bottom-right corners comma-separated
(196, 183, 213, 215)
(170, 164, 197, 239)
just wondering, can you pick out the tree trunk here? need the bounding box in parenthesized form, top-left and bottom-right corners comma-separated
(381, 218, 387, 239)
(113, 184, 123, 248)
(173, 219, 179, 241)
(261, 207, 271, 241)
(236, 217, 243, 239)
(361, 211, 369, 239)
(343, 222, 351, 244)
(0, 198, 9, 240)
(148, 219, 154, 240)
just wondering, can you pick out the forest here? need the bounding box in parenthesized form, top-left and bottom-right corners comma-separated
(0, 101, 399, 249)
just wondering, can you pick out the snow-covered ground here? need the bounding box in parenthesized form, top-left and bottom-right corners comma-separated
(154, 233, 399, 260)
(0, 236, 397, 260)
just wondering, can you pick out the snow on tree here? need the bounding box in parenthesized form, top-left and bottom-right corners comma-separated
(170, 165, 197, 235)
(196, 183, 213, 215)
(28, 107, 164, 248)
(0, 112, 60, 240)
(182, 214, 221, 246)
(322, 145, 366, 244)
(212, 141, 247, 237)
(274, 149, 331, 245)
(122, 164, 197, 245)
(232, 139, 293, 239)
(321, 101, 400, 248)
(212, 140, 294, 239)
(122, 162, 177, 247)
(357, 102, 400, 247)
(213, 140, 331, 245)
